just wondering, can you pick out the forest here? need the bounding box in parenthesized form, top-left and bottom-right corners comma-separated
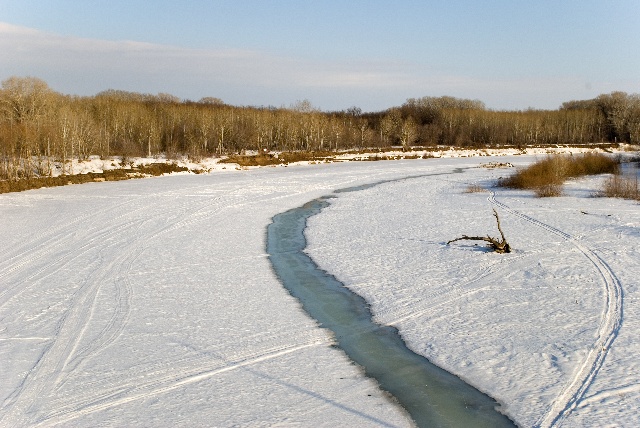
(1, 76, 639, 180)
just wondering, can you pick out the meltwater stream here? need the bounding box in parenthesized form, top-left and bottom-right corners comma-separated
(267, 180, 516, 427)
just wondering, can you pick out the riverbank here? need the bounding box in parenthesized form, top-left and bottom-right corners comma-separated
(1, 143, 633, 194)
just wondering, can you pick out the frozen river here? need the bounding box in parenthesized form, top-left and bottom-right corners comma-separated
(1, 156, 639, 426)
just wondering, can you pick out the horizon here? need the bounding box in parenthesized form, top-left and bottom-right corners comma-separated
(1, 1, 639, 112)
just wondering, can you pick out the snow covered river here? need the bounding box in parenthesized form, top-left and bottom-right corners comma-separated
(1, 155, 639, 426)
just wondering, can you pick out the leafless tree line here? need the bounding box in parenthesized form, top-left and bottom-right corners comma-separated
(1, 76, 639, 180)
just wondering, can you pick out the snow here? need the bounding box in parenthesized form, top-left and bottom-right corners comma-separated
(44, 143, 634, 177)
(0, 153, 638, 426)
(305, 157, 640, 427)
(44, 154, 234, 177)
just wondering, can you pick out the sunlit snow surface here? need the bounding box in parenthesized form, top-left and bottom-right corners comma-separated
(1, 156, 638, 426)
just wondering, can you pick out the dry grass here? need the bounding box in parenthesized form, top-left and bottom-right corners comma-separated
(534, 184, 563, 197)
(221, 154, 283, 167)
(0, 163, 189, 194)
(221, 151, 337, 167)
(221, 148, 444, 166)
(500, 153, 619, 197)
(599, 174, 640, 200)
(464, 184, 486, 193)
(279, 151, 335, 163)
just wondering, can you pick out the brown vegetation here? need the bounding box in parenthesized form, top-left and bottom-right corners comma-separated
(221, 150, 339, 167)
(1, 76, 639, 193)
(464, 184, 486, 193)
(599, 174, 640, 201)
(0, 163, 188, 194)
(1, 77, 638, 175)
(500, 153, 619, 197)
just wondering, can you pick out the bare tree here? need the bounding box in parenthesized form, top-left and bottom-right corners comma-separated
(399, 117, 418, 150)
(1, 76, 53, 122)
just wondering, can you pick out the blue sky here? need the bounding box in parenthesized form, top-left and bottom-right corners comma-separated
(1, 0, 638, 111)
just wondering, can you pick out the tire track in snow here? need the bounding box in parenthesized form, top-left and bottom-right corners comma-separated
(0, 217, 151, 425)
(0, 196, 215, 425)
(0, 243, 142, 426)
(1, 170, 415, 426)
(35, 341, 327, 427)
(0, 183, 327, 426)
(380, 251, 535, 326)
(0, 195, 144, 282)
(488, 192, 623, 428)
(0, 182, 245, 311)
(0, 189, 242, 424)
(0, 189, 198, 311)
(0, 181, 225, 283)
(0, 217, 143, 311)
(55, 246, 140, 379)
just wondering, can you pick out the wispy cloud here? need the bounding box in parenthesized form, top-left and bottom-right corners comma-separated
(1, 22, 259, 79)
(0, 21, 426, 108)
(1, 21, 635, 111)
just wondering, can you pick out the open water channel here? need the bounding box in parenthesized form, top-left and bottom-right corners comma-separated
(266, 177, 517, 428)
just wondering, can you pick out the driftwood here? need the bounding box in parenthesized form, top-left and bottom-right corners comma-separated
(447, 209, 511, 253)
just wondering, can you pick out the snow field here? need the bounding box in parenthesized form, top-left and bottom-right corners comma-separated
(0, 164, 427, 427)
(305, 157, 640, 426)
(1, 155, 638, 426)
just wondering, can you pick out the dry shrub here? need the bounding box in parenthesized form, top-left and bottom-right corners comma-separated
(464, 184, 486, 193)
(222, 154, 284, 166)
(500, 153, 619, 197)
(599, 174, 640, 200)
(534, 184, 563, 197)
(135, 163, 188, 176)
(564, 152, 619, 177)
(222, 151, 335, 166)
(500, 156, 565, 190)
(0, 163, 191, 194)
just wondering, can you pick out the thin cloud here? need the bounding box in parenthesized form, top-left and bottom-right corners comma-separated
(0, 22, 424, 108)
(0, 22, 427, 93)
(1, 21, 636, 111)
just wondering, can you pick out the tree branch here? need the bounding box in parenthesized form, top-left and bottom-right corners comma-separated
(447, 209, 511, 253)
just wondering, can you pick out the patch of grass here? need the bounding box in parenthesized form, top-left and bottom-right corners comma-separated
(221, 151, 336, 167)
(279, 151, 335, 163)
(134, 163, 189, 176)
(0, 163, 190, 194)
(534, 184, 563, 197)
(500, 153, 619, 197)
(464, 184, 486, 193)
(222, 154, 284, 167)
(0, 172, 119, 194)
(565, 152, 619, 176)
(598, 174, 640, 201)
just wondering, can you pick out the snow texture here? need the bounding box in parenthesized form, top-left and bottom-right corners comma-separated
(305, 156, 640, 427)
(1, 154, 638, 426)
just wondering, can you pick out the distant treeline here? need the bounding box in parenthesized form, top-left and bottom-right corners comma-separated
(1, 76, 639, 179)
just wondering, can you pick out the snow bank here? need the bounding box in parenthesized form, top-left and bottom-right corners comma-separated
(42, 143, 636, 177)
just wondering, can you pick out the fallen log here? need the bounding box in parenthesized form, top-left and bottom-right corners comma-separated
(447, 209, 511, 253)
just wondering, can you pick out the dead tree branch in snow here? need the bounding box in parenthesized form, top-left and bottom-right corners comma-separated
(447, 209, 511, 253)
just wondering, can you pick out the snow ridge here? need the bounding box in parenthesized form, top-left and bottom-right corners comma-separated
(488, 192, 624, 428)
